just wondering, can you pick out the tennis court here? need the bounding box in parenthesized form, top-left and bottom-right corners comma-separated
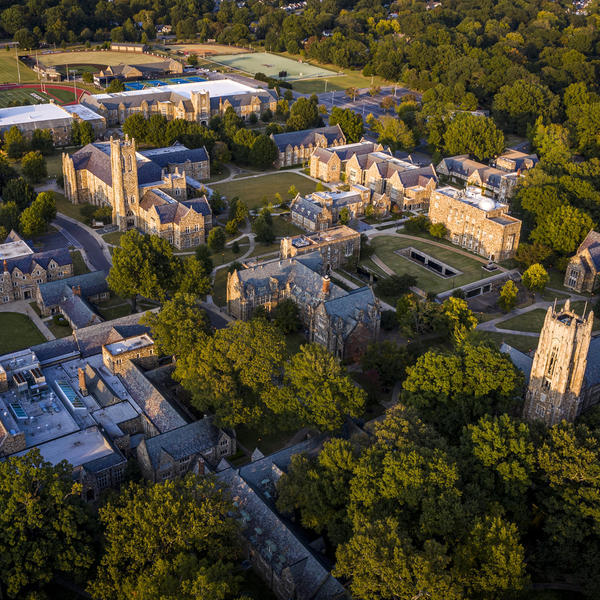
(208, 52, 335, 80)
(123, 76, 206, 90)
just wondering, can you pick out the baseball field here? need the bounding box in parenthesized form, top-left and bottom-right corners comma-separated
(34, 50, 167, 68)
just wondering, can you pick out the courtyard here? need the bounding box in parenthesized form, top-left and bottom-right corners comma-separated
(365, 235, 492, 294)
(211, 172, 320, 209)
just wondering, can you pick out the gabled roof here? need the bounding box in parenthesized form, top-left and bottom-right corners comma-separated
(577, 230, 600, 270)
(271, 125, 344, 152)
(142, 418, 221, 469)
(60, 295, 102, 329)
(71, 143, 113, 185)
(140, 143, 209, 167)
(37, 270, 108, 307)
(3, 247, 71, 275)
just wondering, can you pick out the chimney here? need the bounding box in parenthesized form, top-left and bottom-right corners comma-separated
(322, 275, 330, 295)
(72, 285, 81, 296)
(78, 367, 88, 396)
(3, 259, 7, 272)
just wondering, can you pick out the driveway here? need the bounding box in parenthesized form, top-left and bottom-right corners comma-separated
(54, 215, 112, 272)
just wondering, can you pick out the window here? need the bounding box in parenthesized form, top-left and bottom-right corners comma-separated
(546, 348, 558, 378)
(568, 269, 579, 288)
(97, 471, 110, 489)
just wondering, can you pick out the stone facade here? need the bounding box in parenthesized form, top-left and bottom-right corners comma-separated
(309, 141, 383, 183)
(428, 186, 521, 261)
(102, 334, 158, 375)
(0, 236, 73, 305)
(227, 253, 380, 360)
(564, 230, 600, 294)
(279, 225, 361, 270)
(522, 301, 600, 425)
(63, 137, 212, 249)
(271, 125, 346, 168)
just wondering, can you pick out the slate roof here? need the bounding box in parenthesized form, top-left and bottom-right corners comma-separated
(3, 247, 71, 275)
(437, 155, 508, 188)
(71, 143, 113, 186)
(37, 270, 108, 307)
(142, 418, 221, 469)
(271, 125, 344, 152)
(577, 230, 600, 270)
(139, 143, 209, 167)
(291, 196, 323, 224)
(120, 361, 185, 433)
(390, 164, 437, 187)
(60, 295, 102, 329)
(140, 190, 211, 224)
(183, 196, 211, 216)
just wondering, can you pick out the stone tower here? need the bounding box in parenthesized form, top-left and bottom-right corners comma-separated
(110, 136, 140, 231)
(190, 90, 210, 123)
(523, 300, 593, 425)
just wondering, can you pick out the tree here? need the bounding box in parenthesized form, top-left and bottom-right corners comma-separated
(396, 293, 446, 338)
(339, 206, 350, 225)
(141, 293, 210, 358)
(0, 450, 94, 599)
(107, 230, 181, 304)
(195, 244, 214, 274)
(522, 263, 549, 293)
(106, 78, 125, 92)
(531, 204, 595, 255)
(429, 222, 447, 238)
(252, 208, 275, 244)
(3, 125, 25, 158)
(187, 52, 198, 66)
(441, 296, 477, 344)
(276, 438, 359, 546)
(533, 120, 572, 168)
(286, 97, 320, 131)
(287, 185, 298, 198)
(402, 342, 524, 436)
(514, 242, 552, 268)
(375, 273, 416, 299)
(21, 150, 47, 183)
(249, 134, 278, 169)
(19, 192, 56, 236)
(207, 226, 226, 252)
(380, 96, 395, 111)
(0, 201, 20, 232)
(345, 87, 358, 102)
(360, 341, 411, 392)
(274, 343, 366, 431)
(177, 256, 212, 297)
(368, 115, 414, 151)
(78, 121, 95, 145)
(442, 114, 505, 161)
(30, 129, 54, 155)
(329, 106, 364, 143)
(2, 176, 35, 211)
(499, 279, 518, 312)
(271, 298, 300, 333)
(174, 319, 286, 429)
(403, 214, 430, 233)
(89, 476, 242, 600)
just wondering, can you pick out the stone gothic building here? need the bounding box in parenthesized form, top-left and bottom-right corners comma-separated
(502, 301, 600, 426)
(564, 230, 600, 294)
(63, 137, 212, 249)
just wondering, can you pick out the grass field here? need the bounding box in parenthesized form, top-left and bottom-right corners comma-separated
(211, 173, 319, 209)
(478, 331, 538, 354)
(0, 54, 38, 83)
(0, 313, 45, 354)
(166, 43, 249, 56)
(209, 52, 335, 80)
(0, 87, 52, 107)
(36, 50, 167, 68)
(70, 250, 90, 276)
(365, 235, 490, 294)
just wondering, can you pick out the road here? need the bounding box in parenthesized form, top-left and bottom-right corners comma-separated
(54, 215, 111, 272)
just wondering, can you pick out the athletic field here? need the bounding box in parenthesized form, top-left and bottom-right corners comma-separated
(0, 54, 37, 84)
(167, 43, 249, 56)
(0, 85, 77, 107)
(208, 52, 335, 80)
(35, 50, 166, 68)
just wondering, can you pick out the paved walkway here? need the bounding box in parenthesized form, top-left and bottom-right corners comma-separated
(0, 300, 55, 341)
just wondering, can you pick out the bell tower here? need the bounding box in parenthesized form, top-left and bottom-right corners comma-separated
(110, 136, 140, 230)
(523, 300, 593, 425)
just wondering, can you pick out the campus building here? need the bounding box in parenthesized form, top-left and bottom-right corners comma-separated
(93, 59, 183, 85)
(428, 186, 522, 261)
(81, 79, 278, 126)
(0, 231, 73, 305)
(564, 230, 600, 294)
(290, 186, 389, 231)
(279, 225, 361, 270)
(227, 252, 380, 361)
(0, 102, 106, 146)
(436, 155, 519, 202)
(271, 125, 346, 168)
(63, 137, 212, 249)
(309, 140, 384, 183)
(0, 313, 235, 500)
(502, 301, 600, 426)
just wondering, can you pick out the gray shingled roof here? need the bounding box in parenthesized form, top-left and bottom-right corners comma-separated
(291, 196, 323, 223)
(37, 270, 108, 307)
(142, 418, 220, 469)
(140, 143, 209, 167)
(271, 125, 344, 152)
(500, 343, 532, 382)
(60, 295, 102, 329)
(3, 247, 71, 275)
(72, 144, 113, 186)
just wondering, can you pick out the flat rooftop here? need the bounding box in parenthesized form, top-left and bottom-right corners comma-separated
(104, 334, 154, 356)
(0, 103, 70, 128)
(436, 186, 506, 211)
(289, 225, 358, 248)
(62, 103, 104, 122)
(92, 79, 265, 102)
(0, 240, 33, 260)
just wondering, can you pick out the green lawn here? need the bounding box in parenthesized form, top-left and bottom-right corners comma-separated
(0, 54, 38, 83)
(54, 192, 90, 223)
(102, 231, 125, 246)
(211, 173, 319, 209)
(46, 319, 73, 339)
(0, 87, 52, 107)
(249, 240, 280, 258)
(97, 304, 132, 320)
(365, 236, 490, 294)
(212, 268, 229, 307)
(70, 250, 90, 275)
(207, 242, 249, 267)
(496, 309, 549, 333)
(271, 215, 303, 237)
(0, 313, 45, 353)
(479, 331, 538, 354)
(236, 422, 306, 456)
